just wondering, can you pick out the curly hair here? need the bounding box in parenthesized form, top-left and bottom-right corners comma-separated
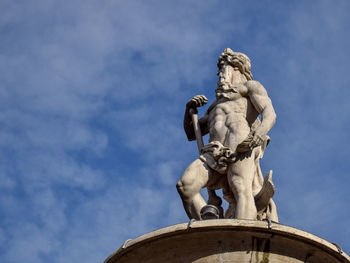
(217, 48, 253, 81)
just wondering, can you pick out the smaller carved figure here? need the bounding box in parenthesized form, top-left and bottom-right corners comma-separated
(177, 48, 278, 221)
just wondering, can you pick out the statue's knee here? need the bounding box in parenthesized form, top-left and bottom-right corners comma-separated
(235, 188, 254, 200)
(176, 179, 190, 195)
(176, 176, 199, 198)
(178, 169, 196, 188)
(176, 180, 184, 192)
(231, 178, 243, 192)
(232, 182, 252, 199)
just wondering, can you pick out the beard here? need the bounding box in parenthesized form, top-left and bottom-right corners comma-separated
(215, 81, 239, 100)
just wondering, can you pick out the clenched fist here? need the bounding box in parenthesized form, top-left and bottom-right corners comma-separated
(186, 95, 208, 113)
(236, 131, 265, 153)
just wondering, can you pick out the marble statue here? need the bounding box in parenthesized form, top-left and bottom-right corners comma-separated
(177, 48, 278, 222)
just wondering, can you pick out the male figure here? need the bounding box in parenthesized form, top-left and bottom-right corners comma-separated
(177, 48, 277, 220)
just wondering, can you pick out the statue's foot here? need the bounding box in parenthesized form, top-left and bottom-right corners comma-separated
(207, 189, 224, 218)
(200, 205, 220, 220)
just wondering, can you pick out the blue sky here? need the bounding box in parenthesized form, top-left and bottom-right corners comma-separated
(1, 0, 350, 262)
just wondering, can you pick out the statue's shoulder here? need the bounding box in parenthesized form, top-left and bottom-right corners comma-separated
(244, 80, 262, 88)
(244, 80, 267, 95)
(205, 100, 218, 115)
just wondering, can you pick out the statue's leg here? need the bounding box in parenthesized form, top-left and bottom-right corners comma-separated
(207, 189, 224, 218)
(222, 183, 236, 218)
(227, 148, 259, 220)
(176, 159, 210, 220)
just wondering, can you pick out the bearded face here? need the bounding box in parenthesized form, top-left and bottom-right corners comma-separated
(215, 49, 253, 100)
(217, 62, 233, 88)
(215, 63, 238, 100)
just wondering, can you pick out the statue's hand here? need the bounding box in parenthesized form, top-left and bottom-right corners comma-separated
(186, 95, 208, 113)
(236, 131, 264, 153)
(249, 132, 264, 149)
(236, 133, 253, 153)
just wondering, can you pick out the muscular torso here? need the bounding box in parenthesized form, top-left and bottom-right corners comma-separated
(207, 83, 259, 151)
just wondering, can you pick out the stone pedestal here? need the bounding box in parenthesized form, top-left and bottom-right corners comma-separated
(104, 219, 350, 263)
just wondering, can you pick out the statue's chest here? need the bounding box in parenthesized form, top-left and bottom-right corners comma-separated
(211, 97, 248, 116)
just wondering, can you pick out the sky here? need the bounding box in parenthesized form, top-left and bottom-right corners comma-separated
(0, 0, 350, 262)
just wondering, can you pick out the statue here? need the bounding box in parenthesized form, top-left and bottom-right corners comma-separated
(176, 48, 278, 222)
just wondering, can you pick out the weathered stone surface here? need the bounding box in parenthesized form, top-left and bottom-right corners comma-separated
(177, 48, 277, 221)
(105, 220, 350, 263)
